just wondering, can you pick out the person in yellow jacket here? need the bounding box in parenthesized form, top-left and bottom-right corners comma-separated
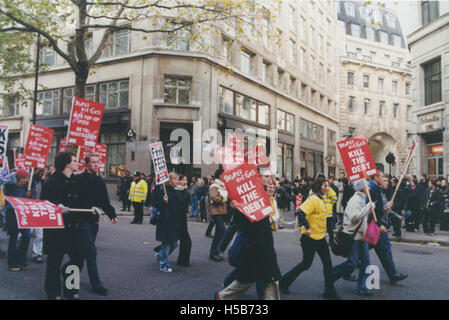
(310, 173, 337, 244)
(279, 178, 341, 300)
(129, 171, 148, 224)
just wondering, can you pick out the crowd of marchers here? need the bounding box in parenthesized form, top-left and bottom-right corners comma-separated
(2, 156, 449, 300)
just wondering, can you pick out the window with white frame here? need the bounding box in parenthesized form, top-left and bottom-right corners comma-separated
(240, 50, 253, 75)
(379, 31, 389, 45)
(379, 101, 386, 116)
(386, 14, 396, 28)
(62, 87, 75, 114)
(393, 103, 399, 118)
(105, 29, 130, 56)
(405, 82, 410, 95)
(347, 72, 354, 85)
(166, 26, 190, 51)
(39, 46, 56, 65)
(222, 36, 232, 65)
(345, 2, 355, 17)
(363, 75, 369, 88)
(6, 97, 20, 117)
(219, 86, 233, 115)
(348, 96, 355, 112)
(262, 61, 271, 84)
(364, 99, 370, 114)
(392, 81, 398, 94)
(100, 79, 130, 109)
(37, 90, 60, 115)
(378, 78, 384, 92)
(163, 77, 190, 105)
(86, 85, 96, 101)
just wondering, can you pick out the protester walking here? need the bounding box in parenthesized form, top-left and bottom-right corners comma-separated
(331, 179, 375, 296)
(175, 175, 192, 267)
(208, 168, 228, 262)
(153, 172, 179, 272)
(279, 178, 341, 300)
(129, 172, 148, 224)
(76, 154, 118, 296)
(41, 152, 85, 300)
(4, 169, 32, 272)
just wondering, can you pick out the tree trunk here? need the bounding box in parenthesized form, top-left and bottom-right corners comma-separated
(75, 65, 88, 99)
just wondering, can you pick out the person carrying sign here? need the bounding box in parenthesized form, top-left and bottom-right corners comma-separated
(41, 152, 85, 300)
(4, 169, 32, 272)
(76, 154, 118, 296)
(129, 172, 148, 224)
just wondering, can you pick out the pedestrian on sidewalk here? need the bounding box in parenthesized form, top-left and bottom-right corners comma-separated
(331, 179, 375, 296)
(208, 167, 228, 262)
(153, 172, 179, 273)
(189, 177, 200, 218)
(198, 177, 210, 223)
(4, 169, 32, 272)
(76, 154, 118, 296)
(439, 179, 449, 231)
(129, 172, 148, 224)
(30, 169, 45, 264)
(118, 169, 132, 212)
(175, 175, 192, 267)
(279, 178, 341, 300)
(422, 180, 443, 236)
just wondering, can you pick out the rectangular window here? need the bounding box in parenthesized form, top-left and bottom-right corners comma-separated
(39, 46, 56, 65)
(347, 72, 354, 85)
(290, 77, 296, 96)
(100, 131, 126, 177)
(393, 103, 399, 118)
(277, 110, 286, 130)
(392, 34, 402, 48)
(392, 81, 398, 94)
(258, 103, 269, 125)
(62, 87, 75, 114)
(289, 39, 296, 64)
(366, 27, 375, 41)
(386, 14, 396, 28)
(379, 101, 386, 117)
(363, 75, 369, 88)
(422, 1, 439, 26)
(37, 90, 60, 115)
(289, 6, 296, 32)
(106, 29, 130, 56)
(378, 78, 384, 92)
(100, 80, 130, 109)
(163, 77, 190, 105)
(286, 113, 294, 133)
(6, 97, 20, 117)
(407, 105, 412, 121)
(364, 99, 370, 114)
(344, 2, 355, 17)
(236, 94, 257, 121)
(166, 26, 190, 51)
(222, 36, 232, 65)
(348, 96, 355, 112)
(241, 51, 253, 75)
(379, 31, 389, 44)
(262, 61, 270, 84)
(423, 59, 441, 106)
(86, 85, 96, 101)
(351, 24, 361, 38)
(405, 82, 410, 95)
(219, 86, 234, 115)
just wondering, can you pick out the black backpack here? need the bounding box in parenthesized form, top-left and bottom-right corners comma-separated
(331, 220, 363, 258)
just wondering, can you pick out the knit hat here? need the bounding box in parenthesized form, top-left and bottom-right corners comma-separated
(353, 179, 367, 192)
(15, 168, 29, 180)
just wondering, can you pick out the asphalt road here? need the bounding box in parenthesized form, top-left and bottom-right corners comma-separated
(1, 215, 449, 300)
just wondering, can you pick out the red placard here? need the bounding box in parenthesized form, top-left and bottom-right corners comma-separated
(5, 196, 64, 229)
(216, 146, 244, 171)
(221, 163, 273, 222)
(67, 97, 104, 147)
(295, 194, 303, 211)
(58, 137, 69, 153)
(15, 153, 27, 170)
(77, 143, 107, 173)
(337, 137, 377, 182)
(24, 124, 54, 169)
(245, 145, 269, 168)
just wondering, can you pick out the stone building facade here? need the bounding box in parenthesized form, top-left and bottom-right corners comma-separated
(337, 1, 413, 176)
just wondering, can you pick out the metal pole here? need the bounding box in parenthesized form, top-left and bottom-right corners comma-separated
(32, 34, 40, 125)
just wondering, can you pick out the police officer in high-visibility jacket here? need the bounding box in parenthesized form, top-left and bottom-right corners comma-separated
(310, 174, 338, 245)
(129, 171, 148, 224)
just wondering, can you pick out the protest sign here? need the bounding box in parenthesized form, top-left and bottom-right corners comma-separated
(150, 142, 169, 185)
(221, 163, 273, 222)
(295, 194, 303, 211)
(76, 143, 107, 173)
(337, 136, 377, 182)
(0, 124, 8, 161)
(5, 196, 64, 229)
(245, 144, 269, 168)
(15, 153, 27, 170)
(67, 97, 104, 147)
(23, 124, 54, 169)
(58, 137, 69, 153)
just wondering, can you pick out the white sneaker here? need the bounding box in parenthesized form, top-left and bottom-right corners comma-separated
(160, 266, 173, 273)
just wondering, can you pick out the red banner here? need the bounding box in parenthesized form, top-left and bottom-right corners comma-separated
(221, 164, 273, 222)
(295, 194, 303, 211)
(337, 137, 377, 182)
(67, 97, 104, 147)
(24, 124, 54, 169)
(5, 196, 64, 229)
(245, 145, 269, 168)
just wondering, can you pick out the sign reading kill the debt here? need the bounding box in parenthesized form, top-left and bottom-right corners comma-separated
(221, 163, 273, 222)
(149, 142, 169, 185)
(337, 136, 377, 182)
(67, 97, 104, 147)
(5, 196, 64, 229)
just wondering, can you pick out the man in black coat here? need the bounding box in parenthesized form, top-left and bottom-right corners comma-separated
(76, 154, 118, 296)
(118, 170, 132, 211)
(41, 152, 85, 300)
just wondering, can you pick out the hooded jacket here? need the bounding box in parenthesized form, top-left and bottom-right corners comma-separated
(343, 191, 374, 241)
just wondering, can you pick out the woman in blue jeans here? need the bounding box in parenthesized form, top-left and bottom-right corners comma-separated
(153, 172, 180, 272)
(332, 179, 375, 296)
